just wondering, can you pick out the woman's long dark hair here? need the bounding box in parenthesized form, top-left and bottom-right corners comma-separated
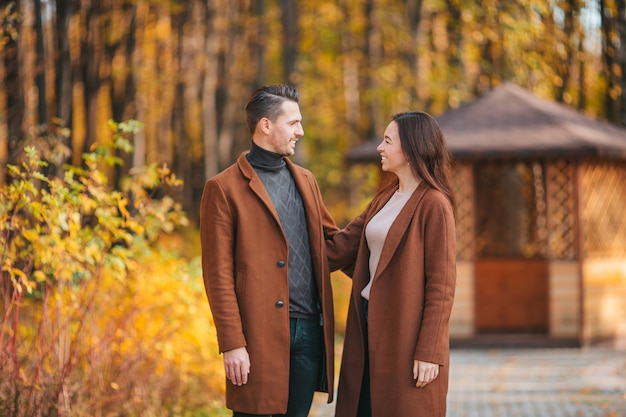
(392, 111, 456, 215)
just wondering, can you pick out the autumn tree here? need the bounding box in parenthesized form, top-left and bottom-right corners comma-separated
(0, 0, 618, 221)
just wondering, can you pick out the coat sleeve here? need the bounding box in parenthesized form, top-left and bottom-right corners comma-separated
(200, 179, 247, 353)
(325, 204, 370, 274)
(414, 193, 456, 365)
(309, 172, 341, 242)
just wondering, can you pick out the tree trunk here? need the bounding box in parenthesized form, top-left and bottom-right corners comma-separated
(250, 0, 266, 87)
(155, 4, 175, 166)
(110, 0, 136, 124)
(0, 1, 18, 183)
(132, 0, 148, 168)
(364, 0, 383, 140)
(472, 4, 502, 96)
(110, 0, 137, 181)
(82, 4, 104, 152)
(617, 0, 626, 125)
(280, 0, 298, 85)
(70, 0, 85, 165)
(555, 4, 571, 102)
(171, 1, 194, 216)
(338, 0, 360, 143)
(0, 51, 6, 185)
(444, 0, 462, 105)
(600, 0, 621, 123)
(406, 0, 423, 105)
(577, 28, 587, 110)
(203, 0, 219, 179)
(55, 0, 75, 127)
(33, 0, 47, 126)
(217, 0, 249, 168)
(19, 0, 38, 140)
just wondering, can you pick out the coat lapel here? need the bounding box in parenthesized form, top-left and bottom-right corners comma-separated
(286, 159, 325, 266)
(372, 182, 429, 281)
(286, 158, 319, 226)
(236, 153, 282, 226)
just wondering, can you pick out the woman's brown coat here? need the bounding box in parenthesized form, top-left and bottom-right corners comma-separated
(200, 153, 338, 415)
(328, 181, 456, 417)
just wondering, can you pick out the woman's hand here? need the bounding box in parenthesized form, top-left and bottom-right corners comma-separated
(413, 360, 439, 388)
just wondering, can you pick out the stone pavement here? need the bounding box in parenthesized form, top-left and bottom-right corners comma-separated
(310, 347, 626, 417)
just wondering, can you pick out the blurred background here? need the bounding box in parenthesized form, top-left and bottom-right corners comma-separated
(1, 1, 625, 416)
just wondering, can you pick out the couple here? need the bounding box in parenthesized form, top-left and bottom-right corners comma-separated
(200, 85, 456, 417)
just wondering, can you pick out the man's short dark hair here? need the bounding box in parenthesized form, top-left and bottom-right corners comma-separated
(245, 85, 300, 135)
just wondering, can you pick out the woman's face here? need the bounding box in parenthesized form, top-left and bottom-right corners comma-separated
(377, 121, 410, 175)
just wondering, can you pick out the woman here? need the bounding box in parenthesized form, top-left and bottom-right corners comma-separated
(328, 111, 456, 417)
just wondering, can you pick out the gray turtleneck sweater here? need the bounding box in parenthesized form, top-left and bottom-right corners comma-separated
(246, 142, 320, 320)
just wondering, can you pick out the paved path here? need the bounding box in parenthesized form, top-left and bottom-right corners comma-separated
(310, 347, 626, 417)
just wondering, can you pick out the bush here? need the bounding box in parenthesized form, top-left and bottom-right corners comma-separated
(0, 121, 224, 416)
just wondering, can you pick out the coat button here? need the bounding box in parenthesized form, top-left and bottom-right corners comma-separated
(277, 260, 286, 268)
(275, 300, 285, 308)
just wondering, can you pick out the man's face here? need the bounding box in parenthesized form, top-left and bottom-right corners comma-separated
(265, 100, 304, 156)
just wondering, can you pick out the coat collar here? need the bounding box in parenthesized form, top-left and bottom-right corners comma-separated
(237, 152, 276, 216)
(235, 152, 319, 234)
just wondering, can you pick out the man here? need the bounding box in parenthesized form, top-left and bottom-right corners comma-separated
(200, 85, 338, 416)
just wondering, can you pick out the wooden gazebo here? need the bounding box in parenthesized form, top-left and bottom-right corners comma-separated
(347, 83, 626, 347)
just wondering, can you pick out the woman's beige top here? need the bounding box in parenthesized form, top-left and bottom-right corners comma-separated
(361, 190, 413, 300)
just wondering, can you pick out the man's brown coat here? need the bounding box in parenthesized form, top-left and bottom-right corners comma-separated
(200, 153, 338, 414)
(328, 181, 456, 417)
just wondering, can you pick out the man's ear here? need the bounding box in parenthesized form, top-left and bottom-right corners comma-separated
(259, 117, 272, 134)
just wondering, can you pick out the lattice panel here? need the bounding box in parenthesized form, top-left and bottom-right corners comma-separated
(582, 161, 626, 257)
(474, 161, 549, 258)
(453, 163, 474, 260)
(546, 159, 578, 260)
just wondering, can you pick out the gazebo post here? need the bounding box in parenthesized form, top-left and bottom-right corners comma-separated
(575, 161, 585, 346)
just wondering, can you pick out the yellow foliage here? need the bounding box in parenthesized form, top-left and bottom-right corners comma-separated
(1, 126, 226, 416)
(332, 271, 353, 336)
(8, 240, 226, 415)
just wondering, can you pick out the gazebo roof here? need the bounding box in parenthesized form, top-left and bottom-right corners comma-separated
(346, 82, 626, 162)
